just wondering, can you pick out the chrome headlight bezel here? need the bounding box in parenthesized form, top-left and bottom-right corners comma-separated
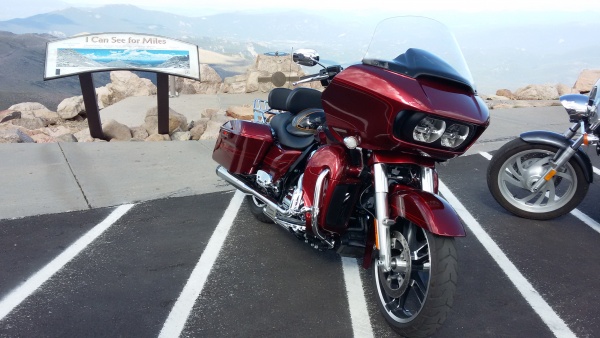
(394, 110, 476, 151)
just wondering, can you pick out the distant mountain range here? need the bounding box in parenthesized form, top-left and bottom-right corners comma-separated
(0, 5, 599, 110)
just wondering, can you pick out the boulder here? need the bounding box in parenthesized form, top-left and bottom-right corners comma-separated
(573, 69, 600, 93)
(557, 83, 579, 96)
(143, 106, 188, 135)
(495, 89, 515, 99)
(171, 131, 191, 141)
(200, 119, 227, 140)
(201, 108, 220, 119)
(8, 102, 60, 125)
(102, 119, 132, 141)
(73, 128, 94, 142)
(0, 110, 21, 123)
(514, 85, 559, 100)
(130, 126, 149, 141)
(10, 117, 46, 130)
(174, 65, 222, 94)
(226, 105, 253, 120)
(145, 134, 170, 142)
(57, 95, 85, 119)
(56, 134, 78, 142)
(190, 119, 209, 140)
(43, 125, 73, 138)
(0, 124, 35, 143)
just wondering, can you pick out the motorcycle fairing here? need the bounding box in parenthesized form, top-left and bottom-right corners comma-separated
(521, 130, 593, 183)
(302, 144, 362, 231)
(388, 185, 466, 237)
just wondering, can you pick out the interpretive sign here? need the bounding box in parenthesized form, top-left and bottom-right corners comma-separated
(44, 33, 200, 80)
(44, 33, 200, 139)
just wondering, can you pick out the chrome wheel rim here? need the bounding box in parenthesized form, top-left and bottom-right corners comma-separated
(375, 224, 431, 323)
(497, 149, 577, 213)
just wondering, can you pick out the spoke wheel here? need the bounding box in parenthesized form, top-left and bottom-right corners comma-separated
(487, 138, 589, 220)
(373, 220, 457, 338)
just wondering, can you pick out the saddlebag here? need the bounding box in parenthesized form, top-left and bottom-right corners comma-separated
(212, 120, 273, 175)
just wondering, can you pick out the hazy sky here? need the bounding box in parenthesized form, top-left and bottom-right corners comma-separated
(62, 0, 600, 16)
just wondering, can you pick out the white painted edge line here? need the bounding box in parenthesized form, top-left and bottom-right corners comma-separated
(341, 257, 374, 338)
(158, 190, 244, 338)
(438, 180, 576, 337)
(0, 203, 135, 321)
(480, 151, 600, 234)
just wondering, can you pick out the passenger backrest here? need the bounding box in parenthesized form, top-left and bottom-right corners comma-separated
(267, 88, 292, 111)
(285, 87, 323, 114)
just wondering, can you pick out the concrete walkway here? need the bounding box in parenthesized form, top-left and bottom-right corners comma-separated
(0, 94, 571, 220)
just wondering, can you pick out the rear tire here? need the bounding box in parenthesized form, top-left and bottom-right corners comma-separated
(245, 195, 273, 223)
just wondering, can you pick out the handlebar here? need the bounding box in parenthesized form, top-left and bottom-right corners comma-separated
(292, 65, 344, 86)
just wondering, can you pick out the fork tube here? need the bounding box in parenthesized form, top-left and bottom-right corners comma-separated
(373, 163, 392, 272)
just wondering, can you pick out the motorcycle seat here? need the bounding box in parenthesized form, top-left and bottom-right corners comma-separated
(270, 112, 315, 149)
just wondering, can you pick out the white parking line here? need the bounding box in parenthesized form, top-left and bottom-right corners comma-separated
(439, 180, 576, 337)
(159, 190, 244, 338)
(0, 203, 135, 321)
(342, 257, 374, 338)
(480, 151, 600, 234)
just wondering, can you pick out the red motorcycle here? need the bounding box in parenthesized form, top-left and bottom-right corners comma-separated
(212, 16, 489, 337)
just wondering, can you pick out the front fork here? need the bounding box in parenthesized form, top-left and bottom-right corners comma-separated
(530, 121, 598, 192)
(373, 163, 435, 272)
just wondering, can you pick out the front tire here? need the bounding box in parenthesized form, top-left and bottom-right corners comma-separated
(373, 220, 457, 338)
(487, 138, 589, 220)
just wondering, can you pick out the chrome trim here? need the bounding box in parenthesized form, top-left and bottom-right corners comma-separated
(374, 163, 392, 271)
(216, 166, 290, 215)
(422, 167, 435, 193)
(312, 169, 334, 249)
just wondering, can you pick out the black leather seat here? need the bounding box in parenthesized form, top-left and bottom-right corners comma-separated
(267, 88, 291, 111)
(269, 87, 324, 149)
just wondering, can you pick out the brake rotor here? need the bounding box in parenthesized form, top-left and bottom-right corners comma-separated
(378, 230, 412, 298)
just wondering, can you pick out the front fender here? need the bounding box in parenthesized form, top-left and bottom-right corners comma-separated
(389, 185, 466, 237)
(520, 130, 593, 183)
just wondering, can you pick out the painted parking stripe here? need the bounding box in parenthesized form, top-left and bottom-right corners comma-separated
(480, 151, 600, 234)
(0, 203, 135, 321)
(439, 180, 576, 337)
(159, 190, 245, 338)
(342, 257, 374, 338)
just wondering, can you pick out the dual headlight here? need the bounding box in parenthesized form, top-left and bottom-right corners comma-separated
(395, 111, 474, 150)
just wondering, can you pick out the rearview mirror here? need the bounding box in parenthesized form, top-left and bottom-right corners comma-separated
(293, 49, 320, 67)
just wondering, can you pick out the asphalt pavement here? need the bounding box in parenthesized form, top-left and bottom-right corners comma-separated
(0, 94, 571, 220)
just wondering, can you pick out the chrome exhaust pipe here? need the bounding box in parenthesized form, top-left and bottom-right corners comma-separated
(216, 166, 290, 215)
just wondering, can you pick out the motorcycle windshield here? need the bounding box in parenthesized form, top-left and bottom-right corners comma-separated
(362, 16, 475, 92)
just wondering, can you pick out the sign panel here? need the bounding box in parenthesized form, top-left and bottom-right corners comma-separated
(45, 33, 200, 80)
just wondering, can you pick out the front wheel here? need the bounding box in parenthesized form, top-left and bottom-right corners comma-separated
(487, 138, 589, 220)
(373, 220, 457, 338)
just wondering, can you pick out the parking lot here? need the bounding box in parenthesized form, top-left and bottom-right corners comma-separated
(1, 148, 599, 337)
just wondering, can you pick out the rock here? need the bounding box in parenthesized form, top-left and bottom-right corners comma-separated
(8, 102, 60, 126)
(514, 84, 559, 100)
(190, 119, 209, 140)
(495, 89, 515, 99)
(57, 95, 85, 119)
(171, 131, 191, 141)
(557, 83, 580, 96)
(174, 65, 222, 94)
(56, 134, 78, 142)
(102, 119, 132, 141)
(200, 119, 226, 140)
(145, 134, 170, 142)
(74, 128, 94, 142)
(96, 86, 112, 109)
(130, 126, 149, 141)
(43, 125, 73, 138)
(226, 105, 253, 120)
(201, 108, 220, 119)
(0, 125, 35, 143)
(0, 110, 21, 123)
(143, 106, 188, 135)
(573, 69, 600, 93)
(31, 133, 57, 143)
(11, 117, 46, 130)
